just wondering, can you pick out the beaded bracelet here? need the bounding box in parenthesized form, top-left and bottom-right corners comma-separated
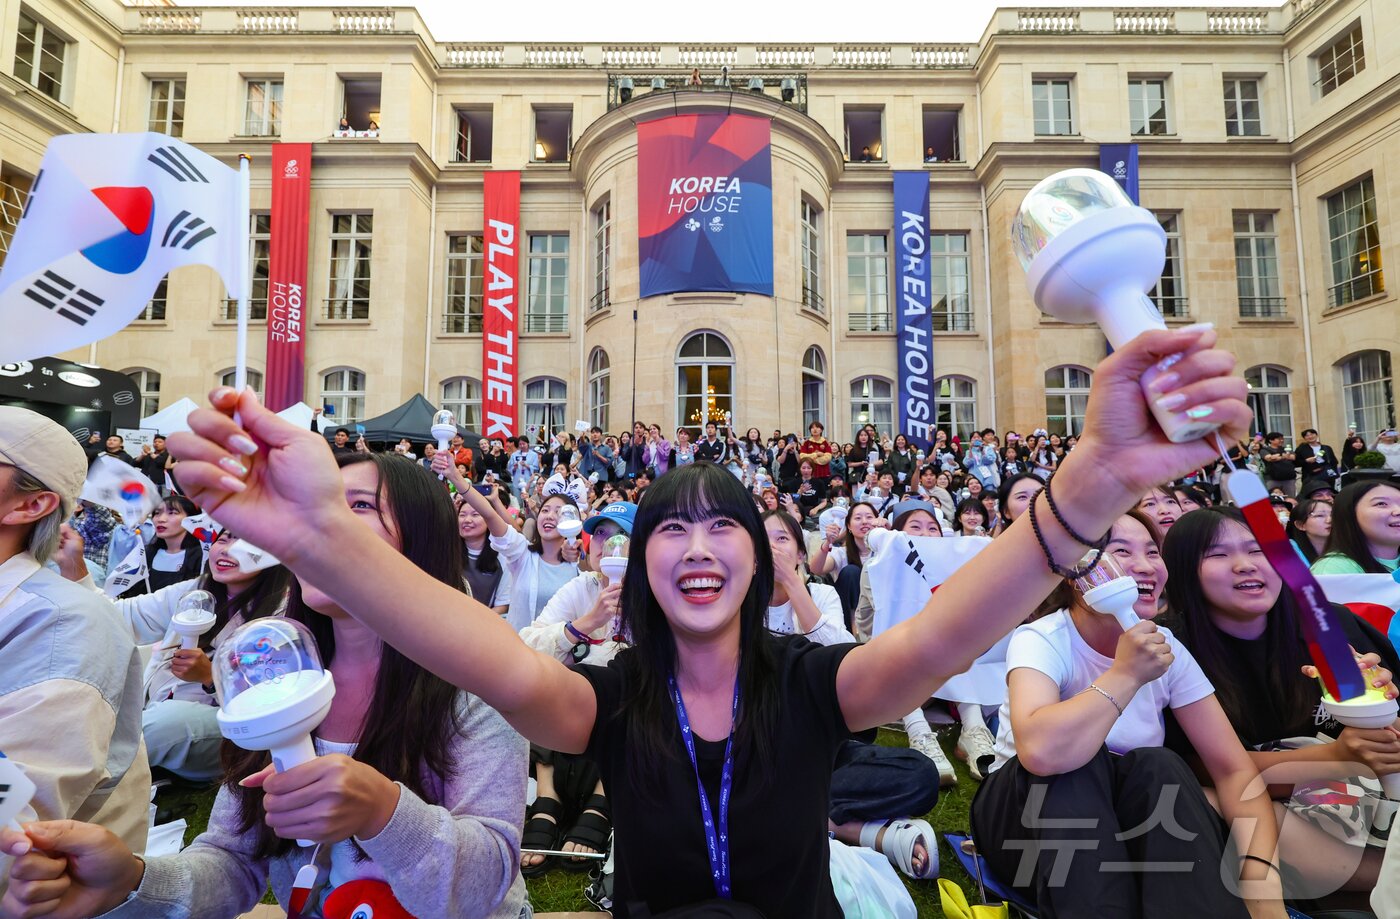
(1027, 490, 1107, 579)
(1080, 682, 1123, 715)
(1043, 476, 1111, 550)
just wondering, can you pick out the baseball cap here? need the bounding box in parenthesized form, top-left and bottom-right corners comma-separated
(890, 499, 942, 530)
(0, 406, 87, 517)
(1299, 478, 1334, 498)
(583, 501, 637, 535)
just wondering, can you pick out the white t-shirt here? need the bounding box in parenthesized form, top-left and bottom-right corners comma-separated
(765, 583, 853, 647)
(151, 548, 187, 572)
(989, 609, 1214, 773)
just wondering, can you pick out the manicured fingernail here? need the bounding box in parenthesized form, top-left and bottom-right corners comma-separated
(1155, 393, 1188, 411)
(229, 435, 258, 456)
(220, 475, 248, 493)
(1183, 406, 1215, 420)
(1149, 372, 1182, 394)
(218, 457, 248, 477)
(212, 386, 236, 400)
(1178, 322, 1214, 334)
(1154, 352, 1183, 375)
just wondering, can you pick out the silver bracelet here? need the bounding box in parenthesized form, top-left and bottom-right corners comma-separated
(1081, 682, 1123, 716)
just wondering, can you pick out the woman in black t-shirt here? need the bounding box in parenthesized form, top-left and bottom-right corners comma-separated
(1162, 507, 1399, 902)
(150, 328, 1283, 918)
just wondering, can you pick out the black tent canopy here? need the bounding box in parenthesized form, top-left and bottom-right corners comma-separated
(319, 393, 481, 446)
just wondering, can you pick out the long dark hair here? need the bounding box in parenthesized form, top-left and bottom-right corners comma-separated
(1288, 499, 1326, 564)
(997, 472, 1043, 523)
(1162, 507, 1313, 733)
(454, 495, 500, 574)
(527, 492, 579, 555)
(197, 532, 291, 651)
(842, 501, 878, 568)
(146, 495, 202, 570)
(616, 463, 779, 787)
(1320, 481, 1400, 574)
(952, 497, 989, 534)
(225, 453, 465, 859)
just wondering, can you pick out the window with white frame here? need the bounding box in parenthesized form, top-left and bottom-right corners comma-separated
(849, 377, 893, 440)
(934, 376, 977, 441)
(148, 78, 186, 137)
(243, 78, 283, 136)
(1325, 175, 1384, 308)
(1148, 213, 1187, 318)
(525, 234, 568, 332)
(453, 109, 492, 163)
(14, 8, 67, 102)
(1128, 78, 1169, 135)
(930, 233, 973, 331)
(320, 368, 365, 425)
(588, 348, 610, 431)
(138, 276, 168, 322)
(224, 213, 270, 320)
(800, 200, 823, 312)
(124, 368, 161, 418)
(1234, 212, 1284, 318)
(1244, 365, 1293, 437)
(1223, 78, 1262, 137)
(802, 346, 826, 432)
(444, 235, 483, 333)
(1045, 365, 1092, 437)
(1339, 351, 1394, 443)
(441, 377, 481, 432)
(591, 200, 610, 312)
(846, 234, 889, 331)
(677, 332, 734, 436)
(327, 213, 372, 319)
(218, 368, 264, 402)
(1032, 78, 1074, 136)
(1315, 23, 1365, 97)
(524, 377, 568, 435)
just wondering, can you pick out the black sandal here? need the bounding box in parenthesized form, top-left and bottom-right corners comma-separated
(560, 793, 612, 872)
(521, 794, 564, 878)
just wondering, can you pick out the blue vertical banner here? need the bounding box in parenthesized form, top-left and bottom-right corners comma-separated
(1099, 143, 1140, 204)
(893, 171, 934, 449)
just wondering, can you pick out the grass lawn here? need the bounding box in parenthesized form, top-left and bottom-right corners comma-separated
(162, 725, 985, 916)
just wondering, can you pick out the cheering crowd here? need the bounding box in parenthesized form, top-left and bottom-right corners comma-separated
(1, 327, 1399, 918)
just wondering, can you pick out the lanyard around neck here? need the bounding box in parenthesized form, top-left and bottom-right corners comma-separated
(668, 671, 741, 900)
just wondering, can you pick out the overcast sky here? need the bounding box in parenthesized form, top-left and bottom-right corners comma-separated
(195, 0, 1287, 43)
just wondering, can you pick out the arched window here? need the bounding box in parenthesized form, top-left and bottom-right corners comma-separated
(440, 377, 481, 432)
(524, 377, 568, 435)
(934, 375, 977, 441)
(123, 368, 161, 418)
(1338, 350, 1395, 442)
(802, 346, 826, 432)
(588, 347, 611, 431)
(320, 367, 365, 425)
(849, 376, 893, 439)
(677, 331, 733, 435)
(1243, 365, 1293, 437)
(1044, 365, 1092, 437)
(218, 369, 264, 403)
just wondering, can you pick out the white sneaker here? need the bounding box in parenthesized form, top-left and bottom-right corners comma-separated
(909, 731, 957, 787)
(956, 723, 997, 781)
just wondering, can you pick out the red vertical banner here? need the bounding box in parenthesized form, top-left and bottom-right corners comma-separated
(482, 171, 520, 438)
(264, 143, 311, 411)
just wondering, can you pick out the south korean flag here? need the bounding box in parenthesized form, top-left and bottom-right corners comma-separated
(0, 132, 244, 363)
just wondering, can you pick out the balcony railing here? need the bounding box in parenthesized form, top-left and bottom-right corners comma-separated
(589, 289, 610, 313)
(1115, 10, 1176, 32)
(221, 299, 269, 321)
(932, 311, 975, 332)
(323, 298, 369, 320)
(801, 286, 824, 314)
(848, 311, 893, 332)
(442, 312, 483, 334)
(524, 312, 568, 333)
(1327, 271, 1384, 309)
(1238, 296, 1286, 318)
(1151, 295, 1190, 319)
(608, 74, 807, 112)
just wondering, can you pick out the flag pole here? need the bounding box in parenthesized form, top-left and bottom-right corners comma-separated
(234, 154, 251, 400)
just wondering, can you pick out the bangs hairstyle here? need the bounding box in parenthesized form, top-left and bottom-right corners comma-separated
(618, 463, 779, 790)
(1162, 506, 1312, 732)
(843, 501, 879, 567)
(528, 492, 579, 554)
(225, 452, 465, 860)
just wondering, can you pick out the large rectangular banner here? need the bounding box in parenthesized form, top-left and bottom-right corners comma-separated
(637, 113, 773, 298)
(482, 171, 520, 438)
(265, 143, 311, 411)
(893, 171, 934, 448)
(1099, 143, 1140, 204)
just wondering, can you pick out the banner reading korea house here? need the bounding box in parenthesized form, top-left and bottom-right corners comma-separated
(893, 171, 934, 448)
(637, 113, 773, 297)
(482, 171, 520, 438)
(1099, 143, 1139, 204)
(265, 144, 311, 411)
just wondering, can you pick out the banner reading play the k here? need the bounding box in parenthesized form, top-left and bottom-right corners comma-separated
(0, 132, 244, 363)
(637, 113, 773, 298)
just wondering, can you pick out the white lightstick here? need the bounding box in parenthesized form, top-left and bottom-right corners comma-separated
(598, 534, 629, 586)
(1012, 169, 1221, 444)
(1072, 553, 1142, 631)
(1322, 683, 1400, 799)
(171, 588, 218, 650)
(431, 409, 457, 482)
(214, 619, 335, 845)
(556, 505, 583, 548)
